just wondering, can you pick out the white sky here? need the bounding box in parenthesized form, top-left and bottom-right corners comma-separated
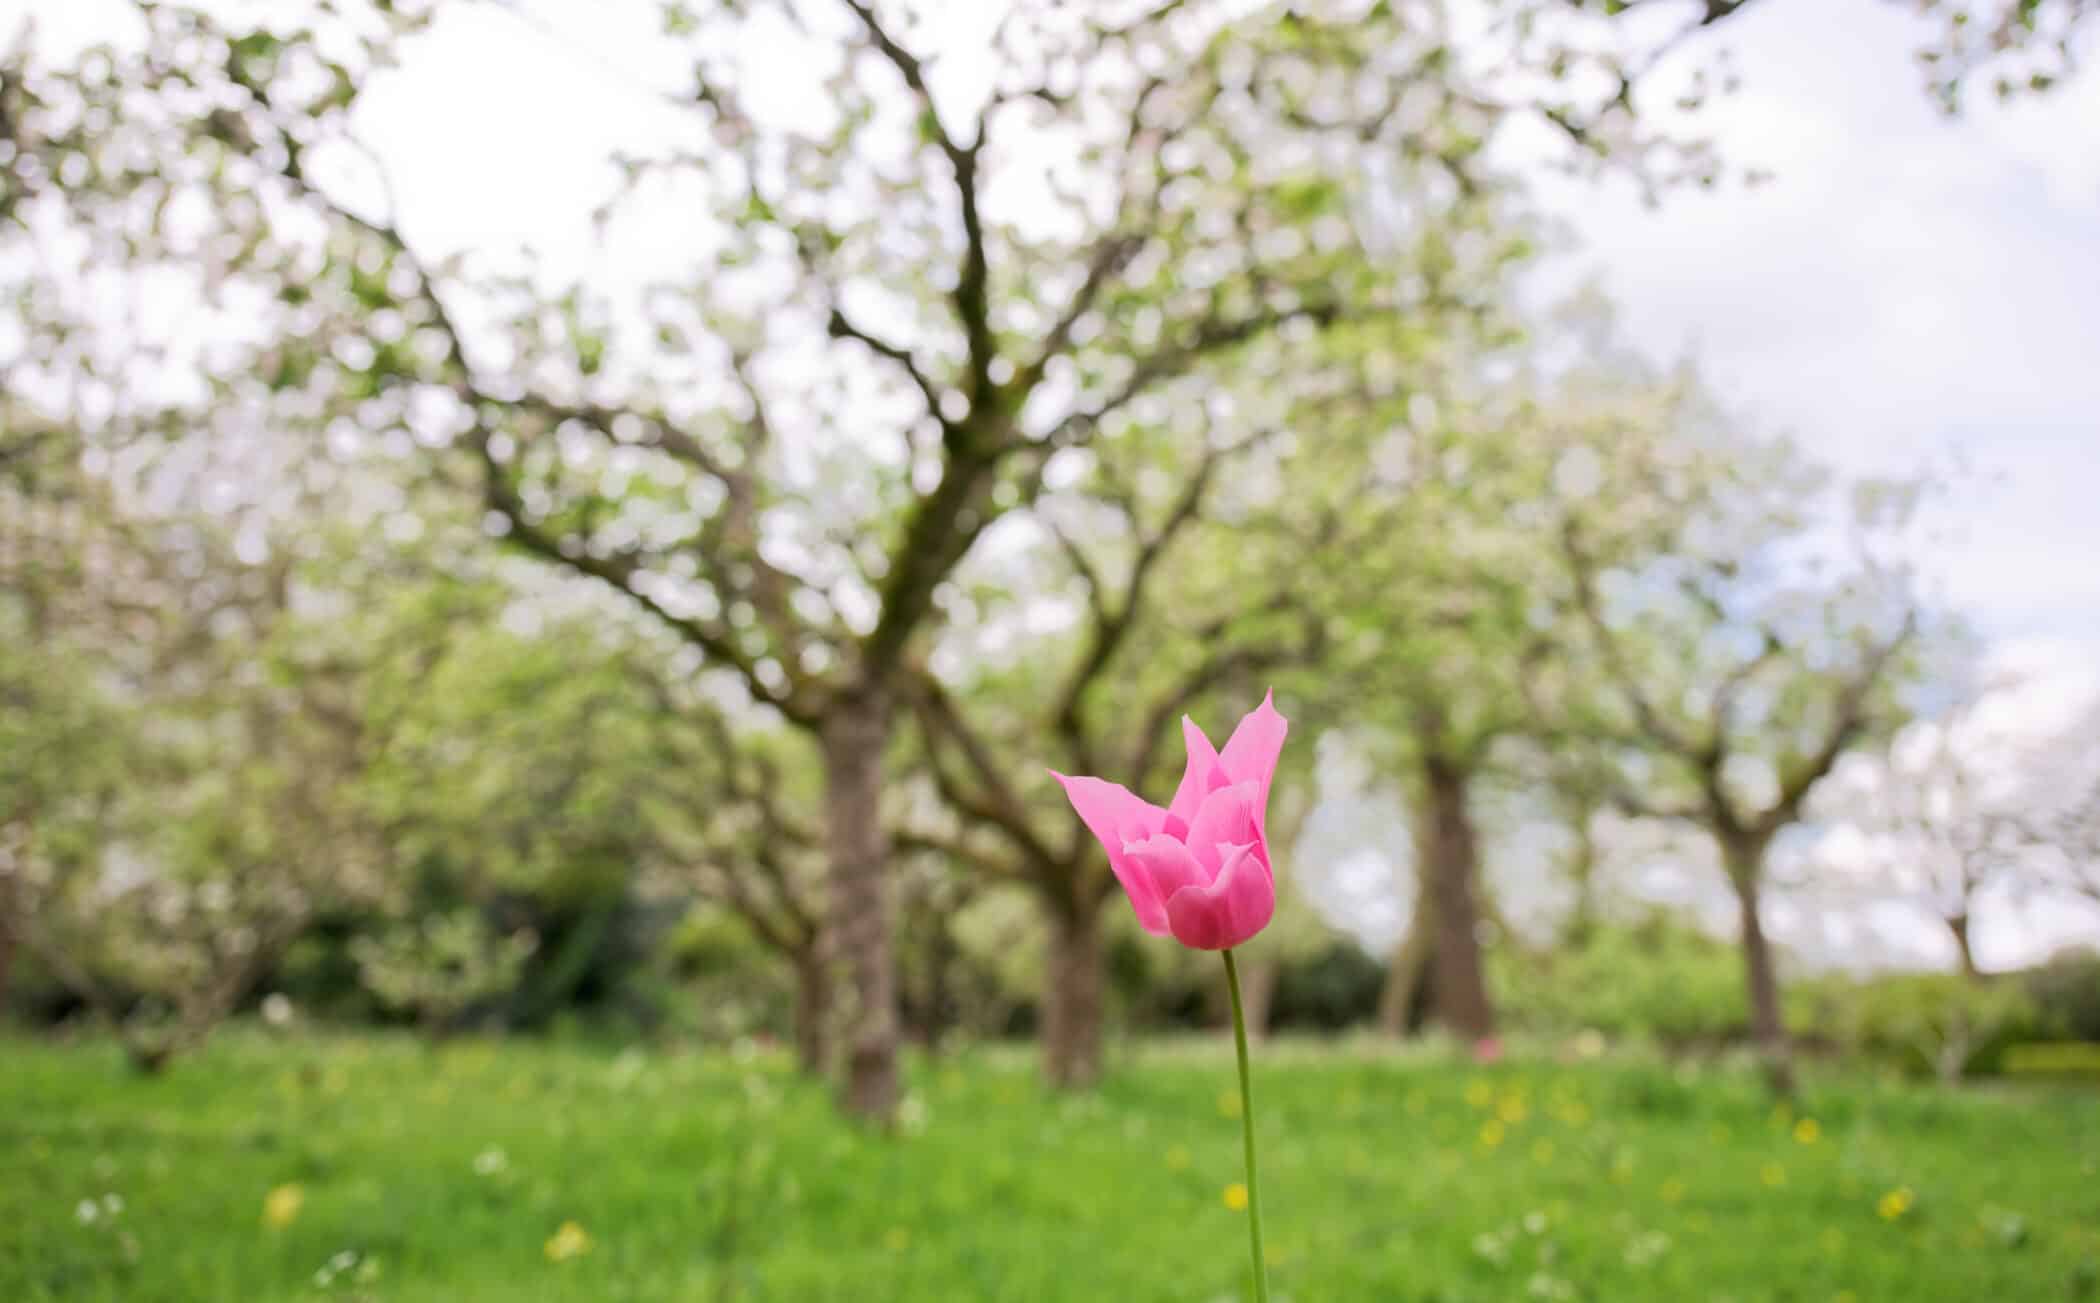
(1529, 0, 2100, 660)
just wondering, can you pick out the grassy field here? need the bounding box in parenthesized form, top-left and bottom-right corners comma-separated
(4, 1031, 2096, 1301)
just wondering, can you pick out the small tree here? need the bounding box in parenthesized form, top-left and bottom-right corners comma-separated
(1810, 667, 2035, 979)
(900, 433, 1330, 1087)
(2009, 696, 2100, 907)
(1, 499, 392, 1070)
(1531, 339, 1928, 1091)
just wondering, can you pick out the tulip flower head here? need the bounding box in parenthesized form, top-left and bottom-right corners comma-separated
(1052, 691, 1287, 951)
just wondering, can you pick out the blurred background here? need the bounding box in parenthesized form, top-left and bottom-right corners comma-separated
(4, 1, 2098, 1299)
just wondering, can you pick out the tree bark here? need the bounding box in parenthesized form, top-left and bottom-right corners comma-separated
(1948, 913, 1980, 982)
(1562, 816, 1601, 948)
(821, 690, 900, 1124)
(1724, 837, 1793, 1095)
(1041, 899, 1105, 1090)
(791, 945, 832, 1077)
(0, 870, 17, 1016)
(918, 896, 959, 1053)
(1377, 911, 1434, 1037)
(1421, 752, 1495, 1041)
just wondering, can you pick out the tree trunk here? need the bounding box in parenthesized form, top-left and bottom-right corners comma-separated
(821, 691, 899, 1124)
(920, 899, 958, 1053)
(1421, 753, 1495, 1041)
(0, 870, 17, 1016)
(1948, 913, 1980, 982)
(791, 946, 832, 1077)
(1378, 887, 1436, 1036)
(1724, 838, 1793, 1095)
(1042, 900, 1105, 1090)
(1563, 818, 1600, 948)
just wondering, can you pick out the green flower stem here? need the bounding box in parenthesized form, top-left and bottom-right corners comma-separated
(1222, 948, 1270, 1303)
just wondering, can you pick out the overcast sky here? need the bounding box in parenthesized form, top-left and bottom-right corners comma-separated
(1526, 1, 2100, 660)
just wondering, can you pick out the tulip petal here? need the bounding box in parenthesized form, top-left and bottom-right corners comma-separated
(1051, 771, 1171, 929)
(1120, 835, 1211, 933)
(1163, 841, 1276, 951)
(1217, 689, 1288, 834)
(1186, 780, 1266, 879)
(1166, 716, 1225, 833)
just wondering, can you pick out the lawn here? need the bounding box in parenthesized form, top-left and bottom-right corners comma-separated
(4, 1031, 2095, 1301)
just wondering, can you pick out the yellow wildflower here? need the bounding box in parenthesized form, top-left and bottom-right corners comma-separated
(1794, 1118, 1821, 1145)
(1877, 1187, 1916, 1221)
(261, 1184, 304, 1231)
(1217, 1090, 1242, 1119)
(1761, 1162, 1787, 1189)
(1479, 1119, 1507, 1148)
(1223, 1183, 1249, 1212)
(544, 1220, 593, 1263)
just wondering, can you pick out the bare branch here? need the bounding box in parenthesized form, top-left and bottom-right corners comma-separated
(1765, 613, 1918, 832)
(836, 0, 994, 398)
(827, 306, 946, 422)
(905, 670, 1063, 871)
(1049, 299, 1342, 447)
(1047, 436, 1251, 771)
(1560, 520, 1707, 762)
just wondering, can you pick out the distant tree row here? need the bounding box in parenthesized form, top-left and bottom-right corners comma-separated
(4, 0, 2094, 1115)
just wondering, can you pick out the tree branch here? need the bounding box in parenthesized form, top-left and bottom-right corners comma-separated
(1764, 612, 1917, 832)
(1560, 520, 1706, 762)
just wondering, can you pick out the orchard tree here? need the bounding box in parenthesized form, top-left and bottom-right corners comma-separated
(1809, 667, 2034, 979)
(1307, 330, 1560, 1045)
(1528, 339, 1930, 1092)
(899, 423, 1333, 1087)
(0, 473, 392, 1070)
(2010, 696, 2100, 907)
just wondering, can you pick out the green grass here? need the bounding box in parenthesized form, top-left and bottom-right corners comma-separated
(4, 1031, 2097, 1301)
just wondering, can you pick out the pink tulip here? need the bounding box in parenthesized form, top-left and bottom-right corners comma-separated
(1051, 690, 1287, 951)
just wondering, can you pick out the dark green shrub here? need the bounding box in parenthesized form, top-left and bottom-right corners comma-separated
(1270, 943, 1386, 1031)
(2025, 948, 2100, 1041)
